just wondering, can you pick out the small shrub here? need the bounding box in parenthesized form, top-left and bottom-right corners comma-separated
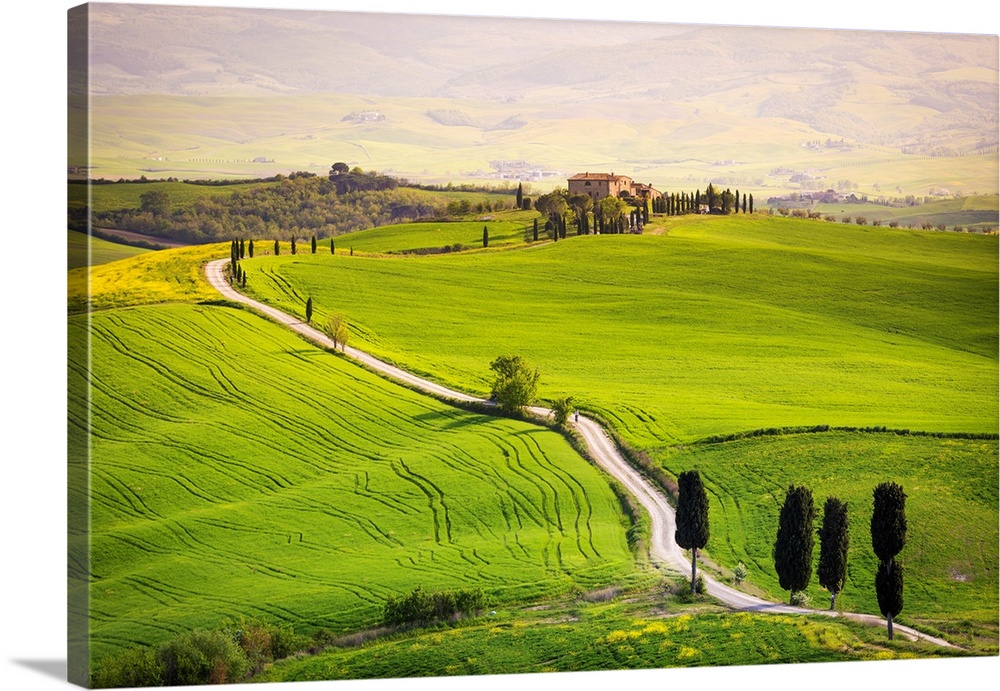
(872, 218, 881, 226)
(922, 221, 934, 230)
(790, 208, 807, 218)
(808, 211, 822, 219)
(777, 207, 790, 216)
(855, 216, 867, 225)
(936, 223, 947, 231)
(790, 591, 812, 607)
(842, 216, 852, 224)
(953, 225, 964, 233)
(824, 214, 836, 222)
(888, 220, 899, 228)
(733, 561, 748, 585)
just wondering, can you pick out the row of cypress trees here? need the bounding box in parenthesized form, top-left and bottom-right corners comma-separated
(652, 185, 755, 215)
(675, 470, 907, 638)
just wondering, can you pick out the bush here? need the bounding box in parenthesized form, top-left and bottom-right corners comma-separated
(551, 396, 575, 427)
(936, 223, 947, 231)
(872, 218, 881, 226)
(842, 216, 852, 224)
(158, 629, 250, 686)
(383, 586, 486, 627)
(855, 216, 867, 225)
(777, 207, 790, 216)
(733, 561, 748, 585)
(953, 225, 964, 233)
(91, 645, 164, 688)
(790, 208, 807, 218)
(790, 591, 812, 607)
(888, 220, 899, 228)
(824, 214, 836, 222)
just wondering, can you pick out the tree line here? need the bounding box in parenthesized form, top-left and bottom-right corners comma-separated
(652, 183, 754, 215)
(71, 164, 519, 245)
(675, 471, 907, 639)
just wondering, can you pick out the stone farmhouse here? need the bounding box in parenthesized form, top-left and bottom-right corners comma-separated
(568, 172, 662, 202)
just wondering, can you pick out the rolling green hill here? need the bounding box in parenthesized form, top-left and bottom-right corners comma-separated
(71, 303, 635, 665)
(67, 229, 151, 269)
(236, 213, 997, 640)
(240, 215, 998, 445)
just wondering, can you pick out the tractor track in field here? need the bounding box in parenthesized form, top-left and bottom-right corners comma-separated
(204, 257, 957, 649)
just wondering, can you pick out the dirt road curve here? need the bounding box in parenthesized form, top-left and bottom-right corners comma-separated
(204, 258, 955, 649)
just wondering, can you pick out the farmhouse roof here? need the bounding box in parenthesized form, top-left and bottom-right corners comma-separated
(569, 172, 631, 181)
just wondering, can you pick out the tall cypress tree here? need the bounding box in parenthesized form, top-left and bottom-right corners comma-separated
(311, 235, 317, 254)
(817, 497, 850, 610)
(239, 238, 245, 258)
(331, 238, 335, 253)
(735, 189, 741, 213)
(749, 193, 754, 214)
(305, 297, 313, 324)
(291, 236, 297, 255)
(248, 239, 254, 258)
(483, 226, 489, 248)
(871, 482, 907, 639)
(742, 193, 748, 214)
(274, 239, 279, 256)
(516, 182, 523, 208)
(773, 484, 816, 604)
(675, 470, 710, 594)
(533, 218, 538, 241)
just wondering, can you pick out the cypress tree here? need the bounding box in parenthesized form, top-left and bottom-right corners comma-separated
(675, 470, 710, 594)
(875, 560, 904, 640)
(749, 194, 754, 214)
(242, 271, 246, 288)
(331, 238, 335, 253)
(291, 236, 297, 255)
(483, 226, 489, 248)
(274, 239, 279, 256)
(533, 218, 538, 242)
(516, 182, 523, 208)
(695, 189, 701, 211)
(773, 484, 816, 604)
(239, 238, 245, 258)
(871, 482, 907, 563)
(735, 189, 740, 213)
(817, 497, 850, 610)
(742, 193, 747, 214)
(248, 239, 254, 258)
(311, 235, 317, 254)
(871, 482, 907, 639)
(305, 297, 313, 324)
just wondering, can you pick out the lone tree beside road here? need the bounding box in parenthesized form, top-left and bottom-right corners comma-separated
(305, 297, 313, 324)
(325, 314, 349, 352)
(871, 482, 907, 639)
(675, 469, 710, 594)
(817, 497, 850, 610)
(773, 484, 816, 604)
(489, 355, 540, 414)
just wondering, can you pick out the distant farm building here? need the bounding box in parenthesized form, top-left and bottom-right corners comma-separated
(568, 173, 662, 201)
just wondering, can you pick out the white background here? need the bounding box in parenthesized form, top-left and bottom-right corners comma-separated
(2, 1, 997, 690)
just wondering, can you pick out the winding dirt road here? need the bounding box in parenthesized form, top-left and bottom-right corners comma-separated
(204, 258, 955, 649)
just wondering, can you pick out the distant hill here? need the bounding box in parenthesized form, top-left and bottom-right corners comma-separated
(75, 5, 998, 189)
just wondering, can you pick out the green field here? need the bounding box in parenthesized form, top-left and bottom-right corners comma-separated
(67, 180, 273, 213)
(811, 195, 999, 230)
(71, 302, 635, 665)
(665, 432, 998, 645)
(67, 229, 151, 269)
(260, 596, 961, 683)
(240, 215, 998, 445)
(235, 213, 997, 641)
(336, 218, 534, 254)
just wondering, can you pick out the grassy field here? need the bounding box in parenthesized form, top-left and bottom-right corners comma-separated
(68, 242, 228, 313)
(235, 213, 997, 641)
(67, 229, 151, 269)
(259, 591, 963, 682)
(811, 195, 999, 230)
(67, 180, 273, 213)
(240, 215, 998, 445)
(663, 432, 998, 647)
(335, 218, 534, 254)
(72, 302, 635, 665)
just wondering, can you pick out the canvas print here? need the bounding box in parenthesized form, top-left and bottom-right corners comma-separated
(67, 2, 999, 688)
